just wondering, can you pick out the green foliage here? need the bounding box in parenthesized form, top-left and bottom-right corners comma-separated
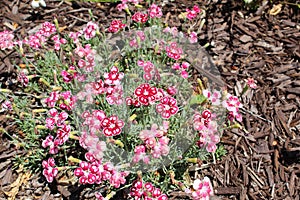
(215, 144, 227, 160)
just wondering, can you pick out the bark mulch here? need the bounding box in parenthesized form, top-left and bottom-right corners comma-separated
(0, 0, 299, 199)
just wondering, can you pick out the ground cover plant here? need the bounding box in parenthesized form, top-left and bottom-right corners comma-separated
(0, 0, 278, 200)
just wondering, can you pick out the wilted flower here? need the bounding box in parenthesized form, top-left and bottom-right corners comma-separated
(31, 0, 46, 8)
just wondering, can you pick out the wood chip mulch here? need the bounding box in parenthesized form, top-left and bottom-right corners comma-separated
(0, 0, 299, 199)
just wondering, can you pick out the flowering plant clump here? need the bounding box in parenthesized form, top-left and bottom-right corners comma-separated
(0, 2, 245, 200)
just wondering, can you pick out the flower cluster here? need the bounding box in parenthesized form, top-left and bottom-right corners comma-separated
(222, 94, 243, 122)
(75, 44, 96, 72)
(116, 0, 143, 11)
(148, 4, 163, 18)
(202, 90, 221, 106)
(191, 177, 213, 200)
(171, 62, 190, 79)
(133, 122, 170, 163)
(0, 30, 14, 50)
(163, 27, 178, 37)
(132, 12, 148, 23)
(51, 34, 67, 51)
(186, 5, 201, 20)
(108, 20, 126, 33)
(42, 123, 71, 154)
(42, 157, 58, 183)
(61, 65, 77, 83)
(80, 131, 107, 160)
(74, 152, 129, 187)
(23, 22, 56, 49)
(189, 31, 198, 44)
(44, 91, 76, 111)
(83, 21, 98, 40)
(130, 30, 146, 48)
(129, 180, 168, 200)
(80, 109, 125, 137)
(45, 108, 68, 130)
(69, 31, 83, 44)
(1, 100, 12, 111)
(17, 71, 29, 87)
(165, 42, 183, 60)
(133, 83, 158, 106)
(193, 110, 220, 153)
(76, 66, 125, 105)
(137, 60, 156, 81)
(7, 2, 246, 198)
(203, 89, 242, 122)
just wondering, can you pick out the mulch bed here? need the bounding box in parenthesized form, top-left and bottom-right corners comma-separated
(0, 0, 299, 199)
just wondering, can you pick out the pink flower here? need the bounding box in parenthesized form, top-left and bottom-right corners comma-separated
(92, 79, 106, 94)
(189, 31, 198, 43)
(52, 35, 67, 51)
(0, 31, 14, 50)
(74, 154, 129, 187)
(1, 100, 12, 111)
(222, 94, 243, 122)
(106, 85, 124, 105)
(133, 145, 149, 164)
(163, 27, 178, 37)
(134, 83, 157, 106)
(181, 70, 188, 79)
(116, 3, 128, 11)
(166, 86, 177, 96)
(83, 22, 98, 40)
(28, 34, 43, 49)
(104, 66, 124, 85)
(45, 108, 68, 130)
(156, 96, 179, 119)
(129, 180, 168, 199)
(69, 31, 82, 44)
(202, 90, 221, 105)
(132, 12, 148, 23)
(61, 66, 77, 83)
(56, 124, 71, 145)
(101, 115, 124, 137)
(125, 96, 141, 107)
(44, 91, 60, 107)
(186, 5, 201, 20)
(40, 22, 56, 37)
(42, 135, 59, 154)
(165, 42, 182, 60)
(192, 177, 213, 200)
(18, 72, 29, 87)
(247, 77, 257, 89)
(42, 157, 58, 182)
(108, 20, 126, 33)
(148, 4, 163, 18)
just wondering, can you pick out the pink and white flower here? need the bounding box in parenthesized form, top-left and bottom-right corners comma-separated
(42, 157, 58, 182)
(156, 96, 179, 119)
(148, 4, 163, 18)
(186, 5, 201, 20)
(83, 22, 98, 40)
(108, 20, 126, 33)
(192, 177, 213, 200)
(0, 31, 14, 50)
(165, 42, 182, 60)
(132, 12, 148, 23)
(134, 83, 157, 106)
(104, 66, 124, 85)
(101, 115, 124, 137)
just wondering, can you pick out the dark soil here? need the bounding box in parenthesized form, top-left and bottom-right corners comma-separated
(0, 0, 299, 199)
